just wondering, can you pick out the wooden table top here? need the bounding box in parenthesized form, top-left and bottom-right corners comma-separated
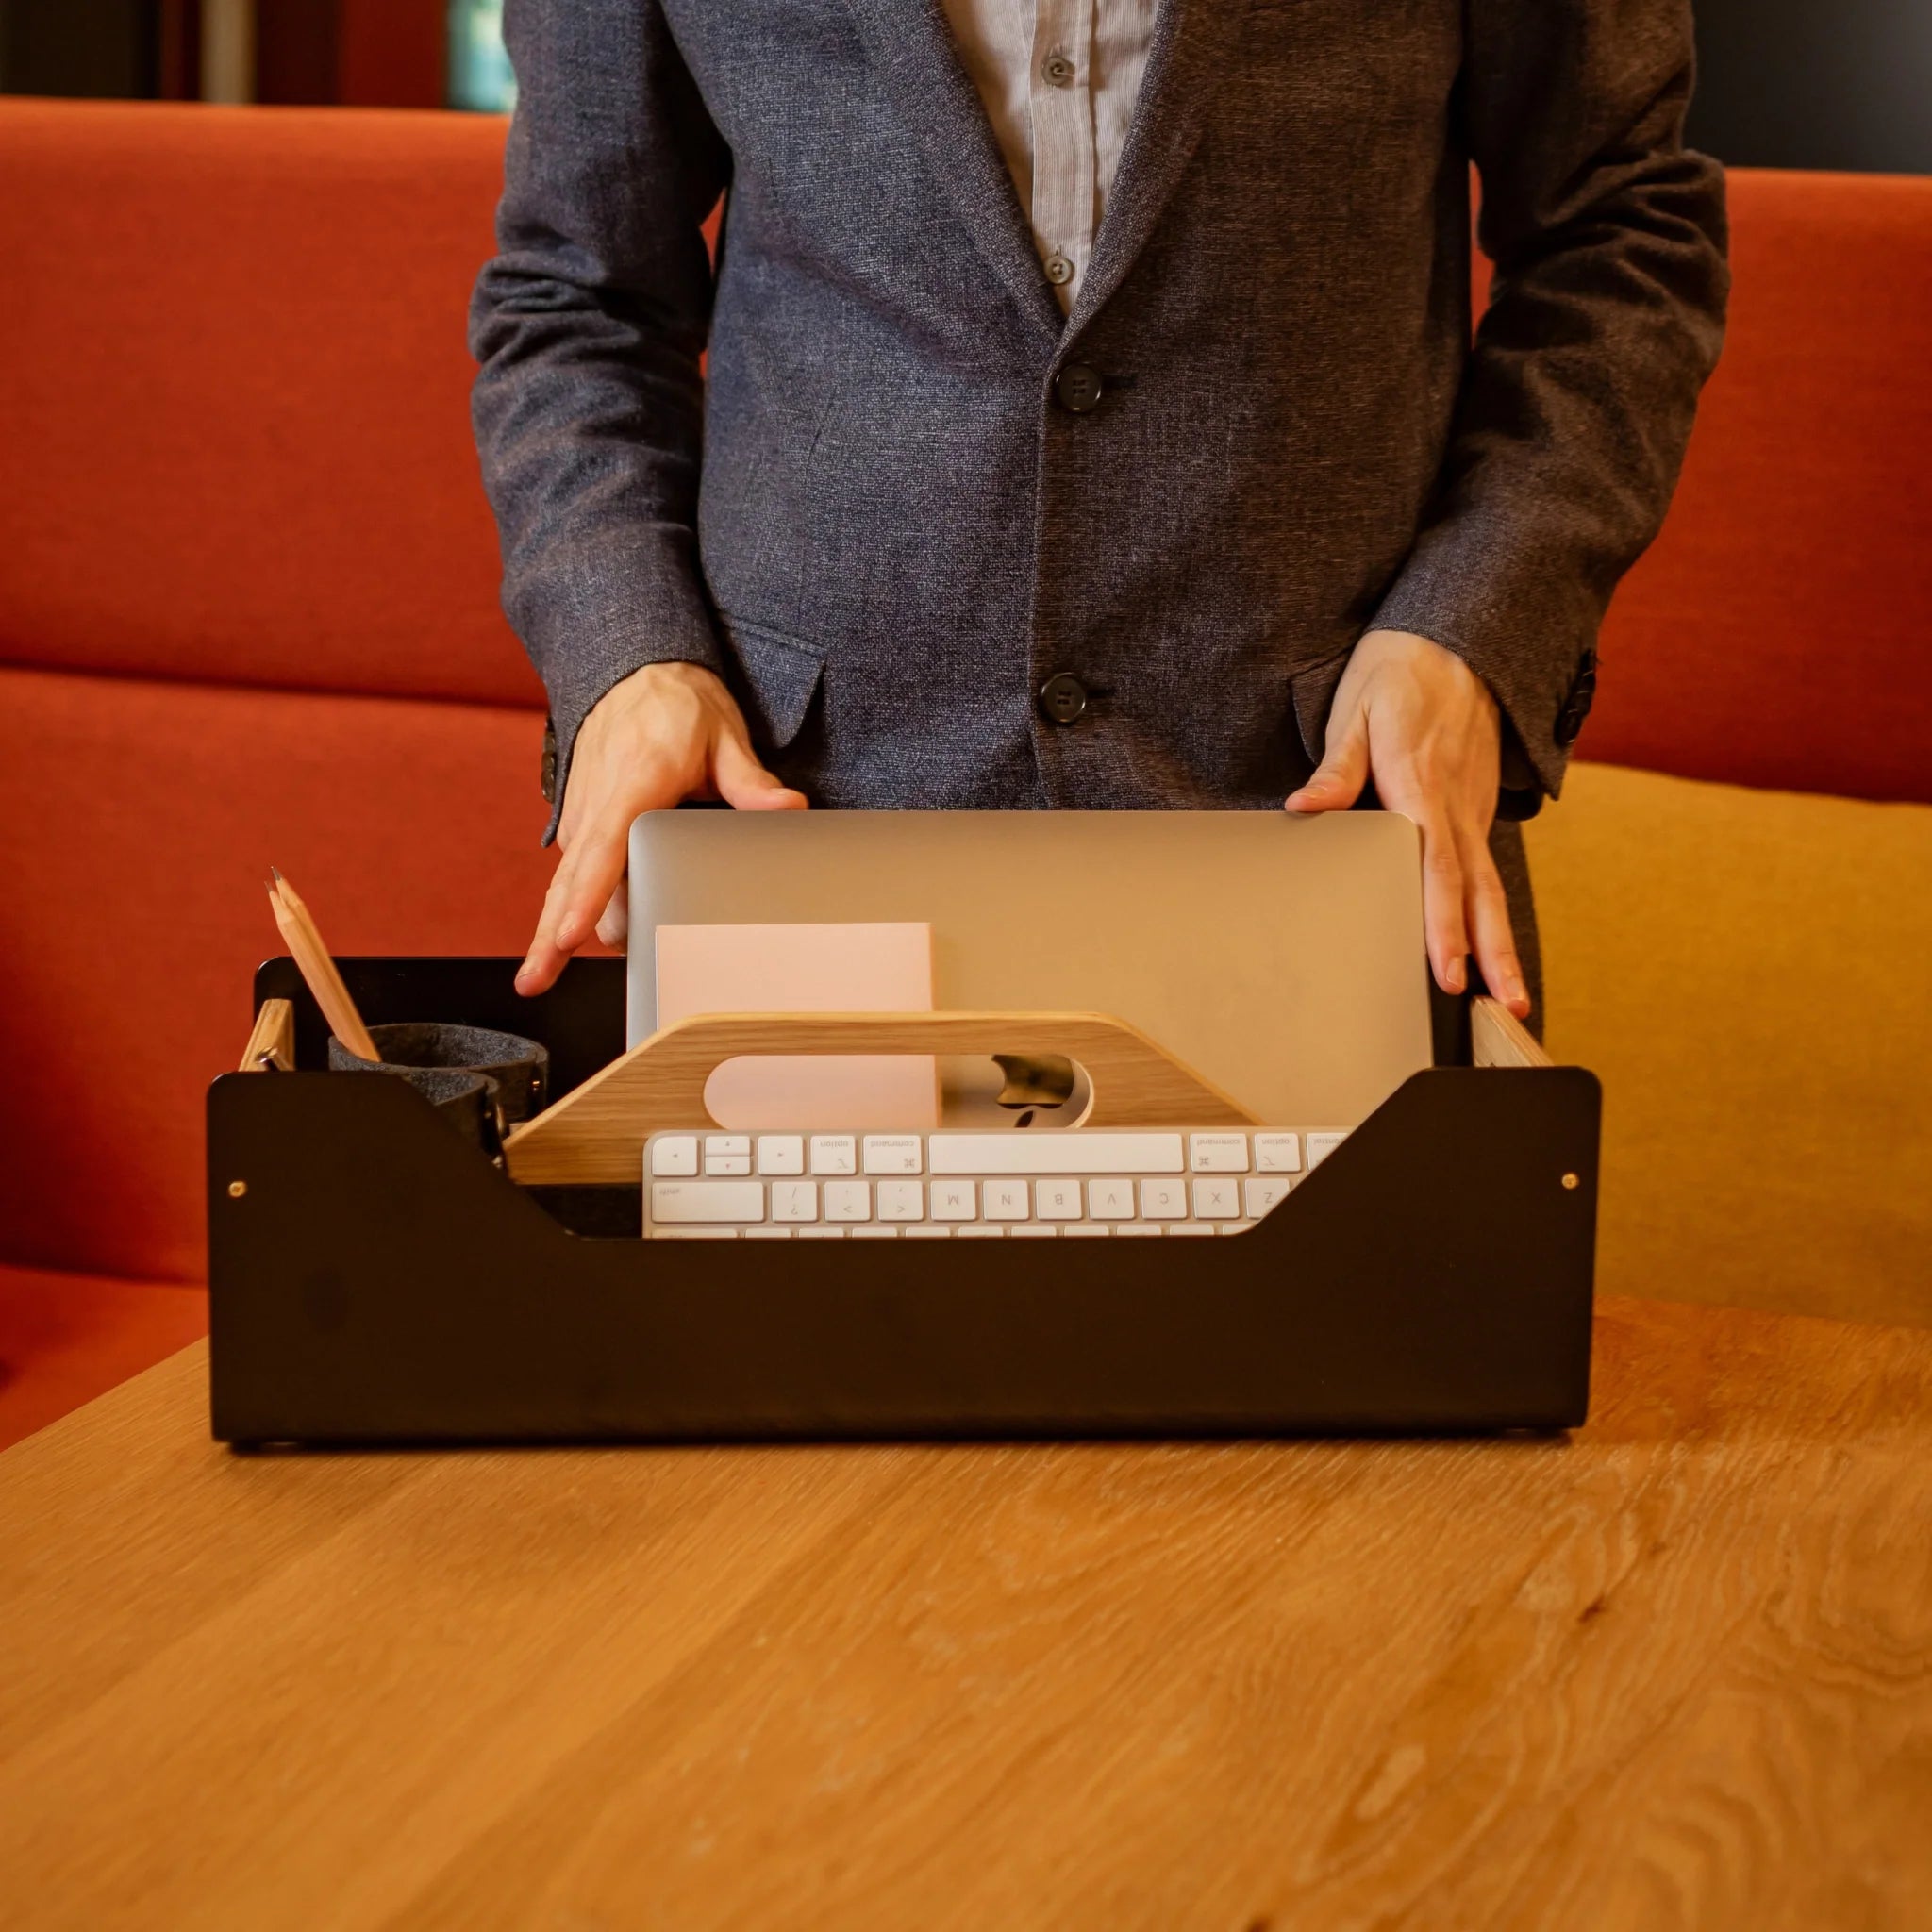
(3, 1294, 1928, 1932)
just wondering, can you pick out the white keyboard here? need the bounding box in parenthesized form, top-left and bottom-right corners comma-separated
(641, 1127, 1350, 1239)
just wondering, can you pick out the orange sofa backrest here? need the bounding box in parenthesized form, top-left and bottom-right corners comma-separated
(3, 102, 1926, 799)
(0, 98, 536, 710)
(1590, 170, 1932, 806)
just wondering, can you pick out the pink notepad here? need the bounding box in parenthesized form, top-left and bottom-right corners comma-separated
(655, 923, 939, 1130)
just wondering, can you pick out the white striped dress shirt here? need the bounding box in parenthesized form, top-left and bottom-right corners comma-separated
(940, 0, 1159, 312)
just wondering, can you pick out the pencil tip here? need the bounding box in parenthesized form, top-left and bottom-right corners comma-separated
(271, 866, 285, 883)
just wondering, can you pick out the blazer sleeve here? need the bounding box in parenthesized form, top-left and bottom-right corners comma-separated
(469, 0, 731, 840)
(1367, 0, 1730, 813)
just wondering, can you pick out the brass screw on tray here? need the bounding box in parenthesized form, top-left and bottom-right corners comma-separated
(1560, 1173, 1580, 1191)
(227, 1180, 248, 1198)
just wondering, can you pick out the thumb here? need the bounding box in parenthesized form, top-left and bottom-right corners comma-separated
(1286, 711, 1371, 814)
(712, 727, 809, 811)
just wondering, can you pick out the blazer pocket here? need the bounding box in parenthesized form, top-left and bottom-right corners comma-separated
(719, 612, 826, 753)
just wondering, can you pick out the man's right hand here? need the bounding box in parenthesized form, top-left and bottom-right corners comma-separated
(516, 660, 808, 995)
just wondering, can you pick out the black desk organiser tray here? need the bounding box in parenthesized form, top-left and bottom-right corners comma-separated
(207, 957, 1600, 1447)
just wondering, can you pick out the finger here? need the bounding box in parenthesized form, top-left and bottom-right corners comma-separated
(520, 762, 681, 993)
(1285, 712, 1371, 814)
(1416, 815, 1470, 996)
(712, 730, 809, 812)
(594, 875, 630, 953)
(1461, 837, 1531, 1019)
(549, 818, 634, 962)
(516, 849, 584, 996)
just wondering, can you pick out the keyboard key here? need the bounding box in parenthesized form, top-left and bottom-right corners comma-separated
(704, 1135, 751, 1173)
(1243, 1175, 1293, 1217)
(743, 1227, 794, 1240)
(1253, 1134, 1302, 1174)
(1088, 1177, 1135, 1220)
(824, 1180, 872, 1223)
(903, 1226, 953, 1239)
(956, 1225, 1006, 1238)
(1008, 1225, 1058, 1237)
(1061, 1224, 1110, 1237)
(1218, 1221, 1257, 1235)
(758, 1135, 806, 1175)
(928, 1132, 1184, 1175)
(851, 1226, 901, 1239)
(650, 1135, 698, 1177)
(1166, 1224, 1215, 1236)
(1191, 1177, 1240, 1220)
(876, 1179, 924, 1222)
(1035, 1178, 1083, 1221)
(770, 1181, 819, 1224)
(810, 1135, 857, 1175)
(651, 1181, 765, 1224)
(984, 1178, 1030, 1221)
(929, 1179, 977, 1221)
(1115, 1223, 1162, 1237)
(1189, 1133, 1249, 1173)
(659, 1226, 741, 1239)
(1307, 1131, 1348, 1167)
(863, 1135, 924, 1175)
(796, 1226, 848, 1240)
(1139, 1178, 1187, 1220)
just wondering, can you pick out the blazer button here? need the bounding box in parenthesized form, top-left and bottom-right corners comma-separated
(1038, 674, 1089, 724)
(1555, 648, 1599, 749)
(1054, 364, 1104, 413)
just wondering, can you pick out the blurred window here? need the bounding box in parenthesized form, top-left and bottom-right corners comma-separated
(448, 0, 513, 112)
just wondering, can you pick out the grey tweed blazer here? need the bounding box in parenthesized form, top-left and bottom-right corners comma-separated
(471, 0, 1727, 866)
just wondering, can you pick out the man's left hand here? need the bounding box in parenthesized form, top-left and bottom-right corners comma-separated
(1285, 628, 1532, 1019)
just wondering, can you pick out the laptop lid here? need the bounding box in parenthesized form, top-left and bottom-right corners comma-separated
(627, 809, 1430, 1126)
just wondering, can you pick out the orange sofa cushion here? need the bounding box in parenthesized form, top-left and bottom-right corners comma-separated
(0, 99, 537, 711)
(0, 663, 558, 1284)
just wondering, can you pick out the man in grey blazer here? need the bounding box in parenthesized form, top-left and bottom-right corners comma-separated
(472, 0, 1728, 1021)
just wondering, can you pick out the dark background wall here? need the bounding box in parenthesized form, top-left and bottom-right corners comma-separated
(0, 0, 445, 108)
(1688, 0, 1932, 173)
(0, 0, 179, 99)
(0, 0, 1928, 171)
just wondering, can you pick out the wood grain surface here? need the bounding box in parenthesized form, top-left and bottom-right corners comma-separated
(503, 1009, 1261, 1184)
(237, 997, 294, 1074)
(3, 1295, 1929, 1932)
(1471, 995, 1555, 1070)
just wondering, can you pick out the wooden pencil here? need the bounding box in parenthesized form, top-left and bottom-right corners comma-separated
(267, 869, 381, 1061)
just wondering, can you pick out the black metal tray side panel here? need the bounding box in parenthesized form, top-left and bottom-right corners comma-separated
(208, 1041, 1599, 1446)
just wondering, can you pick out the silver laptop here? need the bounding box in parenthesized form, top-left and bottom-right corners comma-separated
(626, 810, 1431, 1127)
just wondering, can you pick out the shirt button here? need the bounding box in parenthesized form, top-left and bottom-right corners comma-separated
(1042, 52, 1075, 88)
(1053, 362, 1104, 412)
(1043, 252, 1074, 287)
(1038, 674, 1089, 725)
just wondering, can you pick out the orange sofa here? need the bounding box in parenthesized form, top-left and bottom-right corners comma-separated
(2, 99, 1927, 1446)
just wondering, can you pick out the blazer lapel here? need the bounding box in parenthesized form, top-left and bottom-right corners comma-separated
(1064, 0, 1237, 335)
(842, 0, 1067, 347)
